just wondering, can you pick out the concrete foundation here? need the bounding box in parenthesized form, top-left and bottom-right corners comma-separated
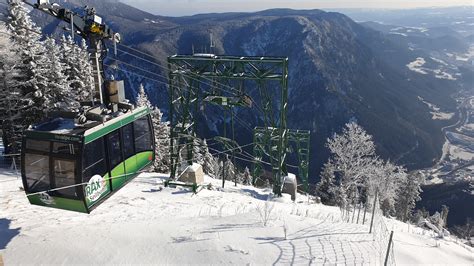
(281, 173, 297, 201)
(178, 163, 204, 184)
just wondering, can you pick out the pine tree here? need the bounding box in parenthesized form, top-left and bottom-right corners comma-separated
(453, 218, 472, 242)
(201, 139, 218, 176)
(44, 37, 75, 111)
(242, 166, 252, 185)
(315, 160, 338, 205)
(136, 84, 170, 173)
(60, 35, 94, 102)
(193, 138, 204, 166)
(214, 159, 224, 180)
(136, 84, 151, 108)
(440, 205, 449, 229)
(0, 23, 23, 154)
(223, 156, 236, 181)
(7, 0, 50, 126)
(151, 107, 170, 173)
(235, 169, 244, 185)
(395, 172, 423, 222)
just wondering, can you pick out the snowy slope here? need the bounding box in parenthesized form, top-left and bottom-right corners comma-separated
(0, 171, 472, 265)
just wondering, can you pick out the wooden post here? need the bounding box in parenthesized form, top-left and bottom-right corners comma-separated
(384, 231, 394, 266)
(369, 191, 378, 234)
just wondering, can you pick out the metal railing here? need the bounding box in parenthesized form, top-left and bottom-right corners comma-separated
(340, 194, 396, 266)
(0, 153, 21, 178)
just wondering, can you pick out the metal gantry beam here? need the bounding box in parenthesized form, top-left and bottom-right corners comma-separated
(167, 54, 289, 195)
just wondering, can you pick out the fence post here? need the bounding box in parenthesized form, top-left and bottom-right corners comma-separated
(369, 190, 378, 234)
(12, 157, 19, 178)
(384, 231, 394, 266)
(351, 204, 356, 223)
(363, 204, 367, 224)
(356, 203, 361, 224)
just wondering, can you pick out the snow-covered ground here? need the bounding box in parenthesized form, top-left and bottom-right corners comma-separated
(407, 57, 429, 74)
(417, 96, 455, 120)
(0, 171, 472, 264)
(407, 57, 458, 81)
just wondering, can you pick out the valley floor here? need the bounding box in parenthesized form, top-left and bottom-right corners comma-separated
(0, 171, 472, 265)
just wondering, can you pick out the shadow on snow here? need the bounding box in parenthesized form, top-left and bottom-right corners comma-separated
(0, 218, 21, 250)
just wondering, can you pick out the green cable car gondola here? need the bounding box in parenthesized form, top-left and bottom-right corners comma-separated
(21, 106, 155, 213)
(18, 1, 156, 213)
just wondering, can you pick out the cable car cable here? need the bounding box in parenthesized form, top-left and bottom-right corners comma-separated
(0, 20, 267, 118)
(115, 44, 266, 115)
(1, 3, 264, 117)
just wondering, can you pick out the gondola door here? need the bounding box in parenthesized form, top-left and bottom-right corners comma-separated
(83, 138, 111, 209)
(107, 130, 126, 190)
(122, 123, 137, 180)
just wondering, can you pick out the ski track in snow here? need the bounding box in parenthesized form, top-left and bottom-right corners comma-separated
(0, 171, 472, 264)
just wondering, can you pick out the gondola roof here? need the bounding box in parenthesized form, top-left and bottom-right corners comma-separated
(24, 106, 150, 143)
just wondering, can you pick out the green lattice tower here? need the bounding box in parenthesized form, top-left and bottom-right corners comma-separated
(168, 69, 200, 179)
(167, 55, 289, 185)
(288, 129, 311, 195)
(253, 127, 310, 196)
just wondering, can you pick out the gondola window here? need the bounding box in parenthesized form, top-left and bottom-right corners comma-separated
(134, 117, 152, 152)
(123, 123, 135, 159)
(83, 138, 107, 183)
(53, 159, 77, 197)
(107, 131, 123, 168)
(24, 154, 50, 192)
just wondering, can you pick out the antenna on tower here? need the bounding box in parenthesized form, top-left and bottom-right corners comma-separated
(210, 32, 215, 54)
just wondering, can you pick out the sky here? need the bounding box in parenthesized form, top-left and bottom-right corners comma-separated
(119, 0, 473, 16)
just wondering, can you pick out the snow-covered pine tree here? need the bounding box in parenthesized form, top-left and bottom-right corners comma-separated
(452, 218, 472, 242)
(395, 171, 423, 222)
(234, 169, 244, 185)
(136, 84, 170, 172)
(136, 84, 151, 108)
(440, 205, 449, 229)
(214, 159, 223, 180)
(201, 139, 218, 176)
(193, 138, 204, 166)
(151, 107, 170, 173)
(223, 156, 236, 181)
(242, 166, 252, 185)
(0, 23, 24, 154)
(7, 0, 50, 126)
(77, 39, 94, 101)
(60, 35, 94, 102)
(315, 160, 338, 205)
(44, 37, 76, 111)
